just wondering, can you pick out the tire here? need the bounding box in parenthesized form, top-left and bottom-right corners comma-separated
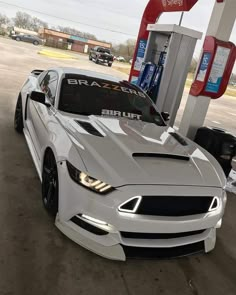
(42, 150, 59, 216)
(95, 58, 99, 64)
(33, 41, 39, 46)
(16, 37, 21, 41)
(89, 54, 92, 61)
(108, 63, 112, 67)
(14, 94, 24, 133)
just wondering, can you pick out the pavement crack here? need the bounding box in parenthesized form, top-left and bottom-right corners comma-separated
(119, 265, 132, 295)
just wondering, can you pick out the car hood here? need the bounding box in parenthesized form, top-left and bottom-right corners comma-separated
(58, 112, 225, 188)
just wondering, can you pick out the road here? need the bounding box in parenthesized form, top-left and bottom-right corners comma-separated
(175, 92, 236, 135)
(0, 37, 236, 295)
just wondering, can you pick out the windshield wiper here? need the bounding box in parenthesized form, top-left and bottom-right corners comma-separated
(75, 112, 91, 116)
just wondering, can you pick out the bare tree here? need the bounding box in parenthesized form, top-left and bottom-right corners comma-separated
(13, 11, 48, 32)
(14, 12, 32, 29)
(57, 26, 97, 40)
(31, 17, 48, 31)
(112, 39, 136, 60)
(126, 39, 136, 58)
(0, 13, 10, 26)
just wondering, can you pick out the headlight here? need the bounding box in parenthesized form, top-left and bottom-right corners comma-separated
(66, 161, 113, 194)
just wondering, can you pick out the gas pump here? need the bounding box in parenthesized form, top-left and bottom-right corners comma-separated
(137, 38, 169, 103)
(137, 63, 157, 92)
(134, 24, 202, 126)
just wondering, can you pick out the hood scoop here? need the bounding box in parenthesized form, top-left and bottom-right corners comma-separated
(133, 153, 190, 161)
(76, 121, 104, 137)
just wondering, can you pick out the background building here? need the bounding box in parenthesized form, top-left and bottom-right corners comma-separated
(38, 28, 111, 53)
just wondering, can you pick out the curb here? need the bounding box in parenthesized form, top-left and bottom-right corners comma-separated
(38, 50, 78, 60)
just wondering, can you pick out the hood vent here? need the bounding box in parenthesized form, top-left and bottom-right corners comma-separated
(31, 69, 44, 76)
(133, 153, 190, 161)
(169, 132, 188, 146)
(76, 121, 104, 137)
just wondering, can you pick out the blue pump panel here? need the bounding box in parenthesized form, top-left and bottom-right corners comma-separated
(136, 63, 157, 92)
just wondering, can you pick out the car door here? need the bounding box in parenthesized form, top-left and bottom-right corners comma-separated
(21, 35, 29, 42)
(27, 71, 59, 162)
(92, 46, 98, 58)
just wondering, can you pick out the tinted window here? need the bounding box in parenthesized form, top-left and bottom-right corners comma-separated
(59, 76, 165, 126)
(38, 71, 48, 85)
(41, 71, 58, 105)
(99, 47, 110, 54)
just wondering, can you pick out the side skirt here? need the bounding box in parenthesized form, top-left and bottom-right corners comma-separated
(23, 128, 42, 182)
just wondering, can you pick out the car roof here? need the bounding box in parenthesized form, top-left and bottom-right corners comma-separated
(53, 67, 121, 83)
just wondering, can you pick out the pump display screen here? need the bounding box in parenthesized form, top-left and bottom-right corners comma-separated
(196, 52, 212, 82)
(205, 46, 230, 93)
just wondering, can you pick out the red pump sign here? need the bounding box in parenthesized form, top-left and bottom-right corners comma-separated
(129, 0, 198, 83)
(190, 36, 236, 99)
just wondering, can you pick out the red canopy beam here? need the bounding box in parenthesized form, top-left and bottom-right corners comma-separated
(129, 0, 199, 82)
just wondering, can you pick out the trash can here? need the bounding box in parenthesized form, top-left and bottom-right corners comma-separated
(194, 127, 236, 177)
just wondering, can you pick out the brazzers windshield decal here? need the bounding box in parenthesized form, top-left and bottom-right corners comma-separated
(67, 79, 146, 98)
(59, 76, 165, 126)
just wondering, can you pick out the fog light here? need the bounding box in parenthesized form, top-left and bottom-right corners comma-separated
(79, 214, 114, 232)
(81, 214, 107, 225)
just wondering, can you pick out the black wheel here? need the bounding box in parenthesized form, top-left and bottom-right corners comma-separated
(42, 150, 59, 216)
(33, 41, 39, 46)
(89, 54, 92, 61)
(108, 63, 112, 67)
(95, 58, 99, 64)
(16, 37, 21, 41)
(14, 94, 24, 133)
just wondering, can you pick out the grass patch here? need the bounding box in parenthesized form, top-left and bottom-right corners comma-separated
(113, 66, 131, 75)
(38, 49, 78, 60)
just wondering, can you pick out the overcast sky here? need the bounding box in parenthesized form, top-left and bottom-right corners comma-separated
(1, 0, 236, 60)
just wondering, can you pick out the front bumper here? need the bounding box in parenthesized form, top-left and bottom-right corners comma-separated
(98, 58, 112, 63)
(56, 161, 226, 261)
(56, 215, 217, 261)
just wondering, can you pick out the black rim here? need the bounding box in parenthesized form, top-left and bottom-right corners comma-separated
(42, 153, 58, 208)
(14, 97, 22, 128)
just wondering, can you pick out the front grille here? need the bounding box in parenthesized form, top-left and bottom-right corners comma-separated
(120, 229, 206, 240)
(136, 196, 213, 216)
(122, 241, 204, 259)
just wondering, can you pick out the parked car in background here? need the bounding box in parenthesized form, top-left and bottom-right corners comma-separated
(11, 34, 43, 45)
(89, 46, 114, 67)
(115, 56, 126, 62)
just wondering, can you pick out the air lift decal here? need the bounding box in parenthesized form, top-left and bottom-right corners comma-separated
(101, 109, 142, 120)
(67, 79, 146, 98)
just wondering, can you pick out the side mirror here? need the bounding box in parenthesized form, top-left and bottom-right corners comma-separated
(161, 112, 170, 122)
(231, 157, 236, 171)
(30, 91, 49, 107)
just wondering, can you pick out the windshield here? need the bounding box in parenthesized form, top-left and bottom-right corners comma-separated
(99, 48, 110, 54)
(59, 76, 165, 126)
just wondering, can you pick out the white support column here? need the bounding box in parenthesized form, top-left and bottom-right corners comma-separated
(179, 0, 236, 139)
